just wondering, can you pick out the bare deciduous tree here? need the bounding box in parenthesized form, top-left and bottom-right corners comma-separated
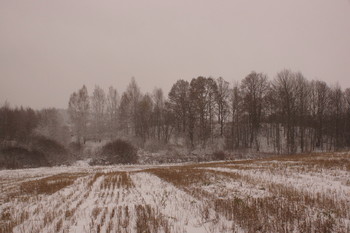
(295, 72, 310, 152)
(126, 77, 142, 136)
(91, 85, 106, 142)
(106, 86, 119, 139)
(189, 77, 217, 147)
(229, 83, 243, 150)
(241, 71, 269, 151)
(153, 88, 164, 141)
(168, 80, 190, 135)
(36, 108, 70, 145)
(271, 70, 298, 154)
(215, 77, 230, 137)
(310, 80, 329, 150)
(68, 85, 89, 145)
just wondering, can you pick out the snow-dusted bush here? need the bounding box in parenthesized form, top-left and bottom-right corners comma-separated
(68, 141, 82, 152)
(102, 139, 137, 164)
(212, 151, 226, 160)
(30, 135, 72, 165)
(0, 146, 49, 169)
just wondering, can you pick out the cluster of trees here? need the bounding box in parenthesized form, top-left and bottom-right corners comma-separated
(34, 108, 70, 145)
(0, 104, 72, 168)
(68, 70, 350, 154)
(1, 69, 350, 156)
(68, 78, 174, 146)
(0, 103, 69, 145)
(0, 104, 39, 142)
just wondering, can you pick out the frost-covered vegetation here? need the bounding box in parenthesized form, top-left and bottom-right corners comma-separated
(3, 72, 350, 168)
(1, 152, 349, 233)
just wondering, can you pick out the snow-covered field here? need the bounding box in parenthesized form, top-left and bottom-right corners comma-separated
(1, 152, 349, 233)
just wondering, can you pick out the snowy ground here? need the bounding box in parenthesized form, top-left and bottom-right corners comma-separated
(0, 152, 349, 233)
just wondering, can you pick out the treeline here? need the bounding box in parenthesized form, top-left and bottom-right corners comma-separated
(1, 68, 348, 164)
(68, 70, 350, 154)
(0, 105, 38, 142)
(0, 105, 71, 168)
(0, 105, 69, 145)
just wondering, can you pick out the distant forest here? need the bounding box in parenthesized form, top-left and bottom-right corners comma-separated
(1, 69, 350, 155)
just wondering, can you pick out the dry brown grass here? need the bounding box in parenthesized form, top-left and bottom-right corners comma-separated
(0, 173, 89, 233)
(195, 152, 350, 170)
(1, 152, 348, 233)
(100, 172, 135, 189)
(135, 204, 170, 233)
(87, 172, 104, 187)
(0, 208, 28, 233)
(20, 173, 86, 196)
(55, 218, 63, 232)
(147, 154, 350, 233)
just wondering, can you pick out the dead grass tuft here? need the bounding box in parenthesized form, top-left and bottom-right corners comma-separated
(135, 204, 170, 233)
(0, 208, 29, 233)
(100, 172, 134, 189)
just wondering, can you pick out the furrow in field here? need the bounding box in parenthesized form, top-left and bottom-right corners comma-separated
(132, 172, 242, 233)
(201, 167, 350, 232)
(4, 174, 89, 233)
(207, 166, 350, 202)
(150, 167, 350, 232)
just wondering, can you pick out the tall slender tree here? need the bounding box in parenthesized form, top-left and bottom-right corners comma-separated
(68, 85, 90, 145)
(241, 71, 269, 151)
(295, 73, 310, 152)
(229, 83, 243, 150)
(153, 88, 165, 141)
(126, 77, 142, 136)
(106, 86, 119, 139)
(91, 85, 106, 141)
(310, 80, 329, 150)
(216, 77, 230, 137)
(168, 80, 190, 135)
(271, 70, 298, 154)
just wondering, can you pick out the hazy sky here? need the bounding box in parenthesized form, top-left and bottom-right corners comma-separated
(1, 0, 350, 109)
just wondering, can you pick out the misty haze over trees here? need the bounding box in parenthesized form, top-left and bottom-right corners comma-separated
(67, 70, 350, 153)
(2, 69, 350, 168)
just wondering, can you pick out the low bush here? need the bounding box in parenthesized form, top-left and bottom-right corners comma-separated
(68, 141, 82, 152)
(0, 146, 50, 169)
(31, 135, 67, 154)
(102, 139, 138, 164)
(30, 135, 71, 165)
(212, 151, 226, 161)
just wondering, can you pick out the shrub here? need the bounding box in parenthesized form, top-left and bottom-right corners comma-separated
(0, 146, 49, 169)
(212, 151, 226, 161)
(102, 139, 137, 164)
(30, 135, 70, 165)
(31, 135, 67, 154)
(68, 141, 82, 152)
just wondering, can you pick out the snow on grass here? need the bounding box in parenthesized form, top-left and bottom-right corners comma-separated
(0, 152, 349, 233)
(197, 171, 270, 200)
(207, 164, 350, 202)
(131, 172, 240, 233)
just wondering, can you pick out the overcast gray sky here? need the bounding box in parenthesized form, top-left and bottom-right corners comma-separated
(1, 0, 350, 109)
